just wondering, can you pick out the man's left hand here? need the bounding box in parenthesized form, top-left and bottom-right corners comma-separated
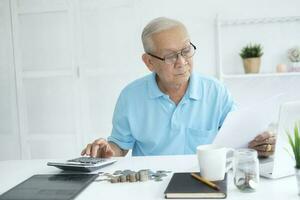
(248, 131, 276, 157)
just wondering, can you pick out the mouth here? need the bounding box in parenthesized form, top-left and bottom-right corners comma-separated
(175, 71, 187, 76)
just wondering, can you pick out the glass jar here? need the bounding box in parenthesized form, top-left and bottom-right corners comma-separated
(233, 148, 259, 192)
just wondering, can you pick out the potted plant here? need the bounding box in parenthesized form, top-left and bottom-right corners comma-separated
(287, 122, 300, 195)
(240, 43, 263, 73)
(288, 46, 300, 72)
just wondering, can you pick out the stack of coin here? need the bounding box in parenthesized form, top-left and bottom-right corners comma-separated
(110, 176, 120, 183)
(100, 169, 171, 184)
(139, 170, 149, 182)
(119, 175, 127, 182)
(128, 172, 137, 182)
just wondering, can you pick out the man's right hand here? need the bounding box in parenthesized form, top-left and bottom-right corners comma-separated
(81, 138, 114, 158)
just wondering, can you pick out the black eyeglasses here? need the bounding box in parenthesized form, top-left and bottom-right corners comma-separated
(147, 42, 196, 64)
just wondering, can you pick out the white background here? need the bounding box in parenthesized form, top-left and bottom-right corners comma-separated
(0, 0, 299, 160)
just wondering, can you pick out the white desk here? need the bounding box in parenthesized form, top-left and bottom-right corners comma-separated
(0, 155, 298, 200)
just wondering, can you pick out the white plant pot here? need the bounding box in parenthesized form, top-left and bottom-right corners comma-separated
(295, 168, 300, 195)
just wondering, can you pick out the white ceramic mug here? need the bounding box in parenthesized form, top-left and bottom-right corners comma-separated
(197, 144, 234, 181)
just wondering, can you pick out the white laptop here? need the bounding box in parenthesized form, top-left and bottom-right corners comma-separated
(214, 101, 300, 179)
(259, 101, 300, 179)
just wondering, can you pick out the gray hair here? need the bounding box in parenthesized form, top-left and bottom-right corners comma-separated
(141, 17, 188, 53)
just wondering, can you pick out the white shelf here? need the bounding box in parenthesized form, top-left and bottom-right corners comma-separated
(216, 14, 300, 80)
(216, 14, 300, 114)
(222, 72, 300, 79)
(219, 16, 300, 27)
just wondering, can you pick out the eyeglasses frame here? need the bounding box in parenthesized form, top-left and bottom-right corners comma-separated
(146, 42, 196, 64)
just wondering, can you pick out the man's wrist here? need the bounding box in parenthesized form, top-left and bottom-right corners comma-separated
(108, 141, 127, 156)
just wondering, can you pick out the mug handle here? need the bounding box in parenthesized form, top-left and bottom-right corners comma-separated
(225, 148, 235, 172)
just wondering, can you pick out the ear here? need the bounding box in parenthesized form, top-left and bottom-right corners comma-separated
(142, 53, 155, 72)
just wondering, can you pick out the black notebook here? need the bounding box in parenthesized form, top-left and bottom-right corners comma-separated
(164, 172, 227, 199)
(0, 174, 98, 200)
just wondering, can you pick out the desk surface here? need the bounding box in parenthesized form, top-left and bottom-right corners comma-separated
(0, 155, 298, 200)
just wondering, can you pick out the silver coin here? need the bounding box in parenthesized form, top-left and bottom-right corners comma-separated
(120, 175, 127, 182)
(104, 173, 114, 178)
(158, 173, 167, 177)
(139, 172, 149, 182)
(110, 176, 120, 183)
(135, 172, 140, 181)
(113, 170, 122, 175)
(129, 173, 137, 182)
(151, 173, 160, 177)
(148, 170, 155, 175)
(123, 170, 133, 176)
(236, 177, 245, 186)
(248, 179, 258, 189)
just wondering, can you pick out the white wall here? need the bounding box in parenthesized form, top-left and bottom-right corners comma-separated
(0, 0, 299, 160)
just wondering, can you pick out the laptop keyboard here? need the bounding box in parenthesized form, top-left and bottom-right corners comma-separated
(259, 157, 274, 164)
(68, 157, 107, 164)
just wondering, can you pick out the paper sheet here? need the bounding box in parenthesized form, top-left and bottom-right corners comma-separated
(213, 109, 270, 149)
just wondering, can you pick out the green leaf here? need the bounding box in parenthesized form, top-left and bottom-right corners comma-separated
(240, 43, 263, 59)
(287, 122, 300, 168)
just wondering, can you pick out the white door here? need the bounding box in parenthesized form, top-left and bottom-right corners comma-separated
(0, 0, 21, 161)
(10, 0, 82, 159)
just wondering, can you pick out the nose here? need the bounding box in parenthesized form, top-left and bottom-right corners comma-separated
(174, 54, 187, 68)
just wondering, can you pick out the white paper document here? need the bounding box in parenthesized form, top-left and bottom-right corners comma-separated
(213, 109, 270, 149)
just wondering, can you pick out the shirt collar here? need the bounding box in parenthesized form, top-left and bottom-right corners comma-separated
(148, 73, 165, 99)
(187, 72, 202, 100)
(147, 72, 202, 100)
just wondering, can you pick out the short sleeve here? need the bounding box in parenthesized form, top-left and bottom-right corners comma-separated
(107, 92, 135, 150)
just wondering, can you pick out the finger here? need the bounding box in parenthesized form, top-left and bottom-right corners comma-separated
(103, 145, 114, 158)
(248, 140, 256, 148)
(91, 143, 100, 158)
(249, 136, 276, 147)
(93, 142, 109, 158)
(90, 139, 107, 158)
(252, 144, 276, 152)
(93, 142, 108, 158)
(85, 144, 92, 156)
(81, 147, 87, 156)
(94, 139, 112, 157)
(263, 136, 276, 144)
(100, 144, 107, 158)
(254, 131, 274, 141)
(93, 138, 107, 145)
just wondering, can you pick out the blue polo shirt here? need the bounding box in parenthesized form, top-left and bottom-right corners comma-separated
(107, 72, 234, 156)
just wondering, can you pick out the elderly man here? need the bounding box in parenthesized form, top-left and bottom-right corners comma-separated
(81, 17, 275, 158)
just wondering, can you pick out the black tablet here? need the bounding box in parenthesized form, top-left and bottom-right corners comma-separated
(0, 174, 98, 200)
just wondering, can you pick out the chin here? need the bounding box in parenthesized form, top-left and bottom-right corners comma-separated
(174, 74, 190, 85)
